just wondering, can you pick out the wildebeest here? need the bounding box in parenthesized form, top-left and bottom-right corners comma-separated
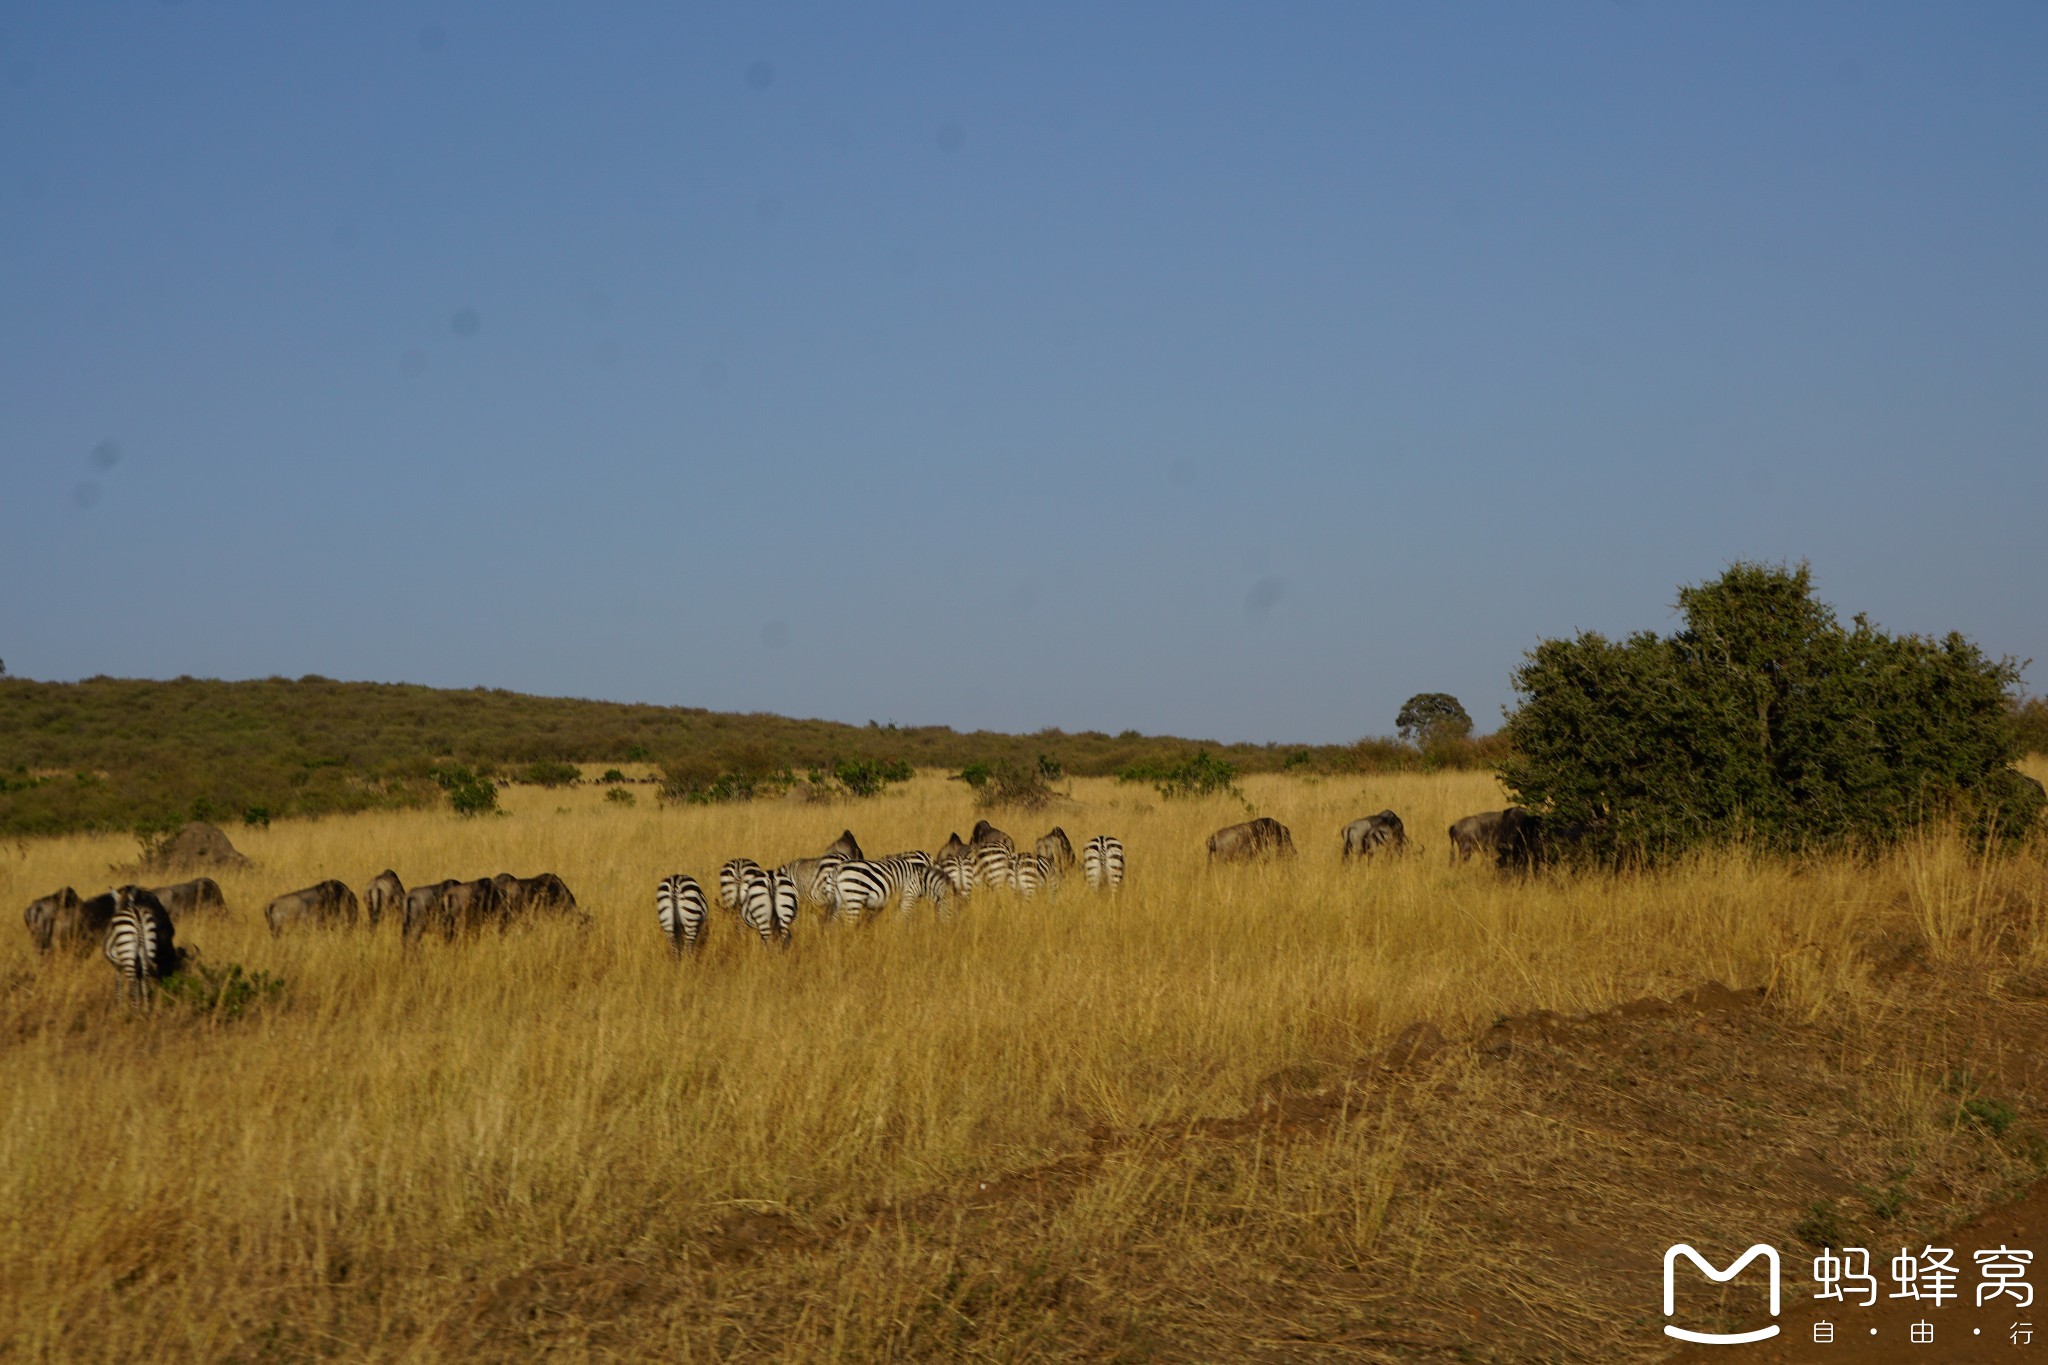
(148, 877, 228, 921)
(1035, 827, 1076, 871)
(1496, 809, 1601, 873)
(1448, 810, 1507, 864)
(363, 870, 405, 928)
(970, 820, 1015, 853)
(1207, 817, 1295, 862)
(24, 888, 125, 953)
(1343, 811, 1407, 859)
(493, 871, 580, 924)
(264, 879, 361, 935)
(437, 877, 507, 938)
(1495, 807, 1546, 872)
(402, 879, 460, 941)
(104, 886, 181, 1005)
(825, 829, 864, 862)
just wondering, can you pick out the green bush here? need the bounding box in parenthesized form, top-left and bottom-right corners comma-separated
(1117, 749, 1242, 801)
(522, 760, 582, 788)
(831, 757, 913, 798)
(433, 764, 500, 817)
(157, 961, 286, 1020)
(599, 768, 628, 784)
(1498, 562, 2042, 863)
(959, 757, 1059, 811)
(605, 787, 636, 807)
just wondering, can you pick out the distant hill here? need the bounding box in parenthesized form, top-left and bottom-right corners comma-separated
(0, 675, 1428, 838)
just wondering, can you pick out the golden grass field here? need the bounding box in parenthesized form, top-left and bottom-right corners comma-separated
(5, 764, 2047, 1361)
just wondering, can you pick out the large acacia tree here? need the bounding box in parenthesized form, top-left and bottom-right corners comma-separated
(1497, 562, 2042, 861)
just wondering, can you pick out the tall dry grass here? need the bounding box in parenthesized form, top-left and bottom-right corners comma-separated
(3, 764, 2045, 1359)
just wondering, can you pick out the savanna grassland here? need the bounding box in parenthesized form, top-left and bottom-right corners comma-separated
(6, 765, 2048, 1362)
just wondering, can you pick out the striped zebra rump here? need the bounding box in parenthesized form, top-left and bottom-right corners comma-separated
(1010, 851, 1060, 900)
(831, 860, 892, 924)
(656, 874, 709, 954)
(739, 867, 797, 945)
(832, 855, 925, 923)
(971, 842, 1015, 891)
(103, 886, 178, 1005)
(936, 849, 976, 896)
(719, 858, 761, 915)
(1083, 835, 1125, 890)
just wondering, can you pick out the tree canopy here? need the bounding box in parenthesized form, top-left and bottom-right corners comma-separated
(1396, 693, 1473, 748)
(1497, 562, 2043, 861)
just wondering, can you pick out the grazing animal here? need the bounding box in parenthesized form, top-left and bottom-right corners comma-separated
(148, 877, 229, 921)
(1494, 809, 1600, 873)
(824, 829, 864, 862)
(1342, 811, 1407, 859)
(1009, 850, 1061, 899)
(23, 887, 95, 953)
(970, 820, 1016, 853)
(264, 879, 360, 935)
(1035, 827, 1076, 871)
(656, 874, 709, 955)
(103, 886, 180, 1004)
(439, 878, 507, 937)
(934, 834, 977, 896)
(779, 855, 845, 917)
(719, 858, 762, 915)
(833, 856, 947, 923)
(739, 866, 800, 946)
(493, 872, 580, 924)
(1207, 817, 1295, 862)
(1083, 835, 1125, 890)
(402, 880, 459, 942)
(362, 870, 404, 928)
(1448, 810, 1506, 864)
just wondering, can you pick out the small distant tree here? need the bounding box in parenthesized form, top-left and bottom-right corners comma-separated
(433, 764, 499, 817)
(1397, 693, 1472, 749)
(1499, 562, 2043, 861)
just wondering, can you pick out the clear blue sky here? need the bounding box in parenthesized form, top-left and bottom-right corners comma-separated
(4, 4, 2044, 744)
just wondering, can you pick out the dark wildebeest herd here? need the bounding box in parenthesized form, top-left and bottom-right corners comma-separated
(23, 801, 1569, 1002)
(22, 866, 586, 1004)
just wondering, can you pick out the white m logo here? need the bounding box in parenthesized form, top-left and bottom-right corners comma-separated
(1662, 1243, 1782, 1344)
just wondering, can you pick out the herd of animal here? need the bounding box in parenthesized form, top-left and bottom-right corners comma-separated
(657, 821, 1128, 954)
(20, 802, 1546, 1002)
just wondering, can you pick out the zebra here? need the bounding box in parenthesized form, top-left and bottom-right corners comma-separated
(1009, 850, 1061, 900)
(833, 856, 949, 923)
(719, 858, 762, 915)
(934, 834, 977, 896)
(656, 874, 709, 955)
(778, 855, 844, 918)
(739, 865, 798, 945)
(1083, 835, 1125, 889)
(971, 841, 1016, 891)
(103, 885, 180, 1004)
